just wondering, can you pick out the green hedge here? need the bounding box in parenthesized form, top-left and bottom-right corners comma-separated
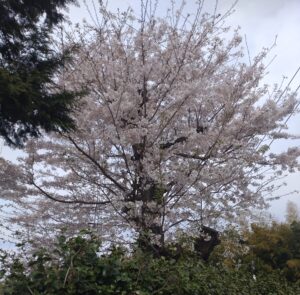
(0, 232, 300, 295)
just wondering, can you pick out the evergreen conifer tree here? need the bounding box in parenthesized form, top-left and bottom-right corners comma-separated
(0, 0, 78, 146)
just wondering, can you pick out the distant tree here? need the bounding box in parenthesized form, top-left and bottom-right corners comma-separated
(0, 0, 79, 146)
(290, 221, 300, 260)
(2, 1, 300, 250)
(246, 223, 292, 271)
(243, 221, 300, 281)
(286, 200, 299, 224)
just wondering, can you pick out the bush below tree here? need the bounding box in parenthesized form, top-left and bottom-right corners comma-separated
(1, 229, 300, 295)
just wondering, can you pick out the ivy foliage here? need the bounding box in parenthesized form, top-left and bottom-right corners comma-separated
(1, 231, 300, 295)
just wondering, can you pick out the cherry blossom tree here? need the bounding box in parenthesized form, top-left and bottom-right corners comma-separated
(2, 1, 300, 249)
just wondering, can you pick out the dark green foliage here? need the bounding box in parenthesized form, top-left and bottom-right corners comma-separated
(0, 0, 79, 146)
(244, 222, 300, 281)
(290, 221, 300, 259)
(1, 232, 300, 295)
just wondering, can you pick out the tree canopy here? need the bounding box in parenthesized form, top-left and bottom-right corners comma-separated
(0, 1, 299, 251)
(0, 0, 78, 146)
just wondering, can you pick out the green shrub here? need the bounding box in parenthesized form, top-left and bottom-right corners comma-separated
(1, 232, 300, 295)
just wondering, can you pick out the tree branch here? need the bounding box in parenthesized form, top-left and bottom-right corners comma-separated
(160, 136, 187, 149)
(67, 136, 126, 192)
(31, 179, 110, 205)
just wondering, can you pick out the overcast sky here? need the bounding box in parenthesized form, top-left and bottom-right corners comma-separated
(1, 0, 300, 222)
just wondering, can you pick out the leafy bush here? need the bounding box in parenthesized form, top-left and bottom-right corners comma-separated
(1, 232, 300, 295)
